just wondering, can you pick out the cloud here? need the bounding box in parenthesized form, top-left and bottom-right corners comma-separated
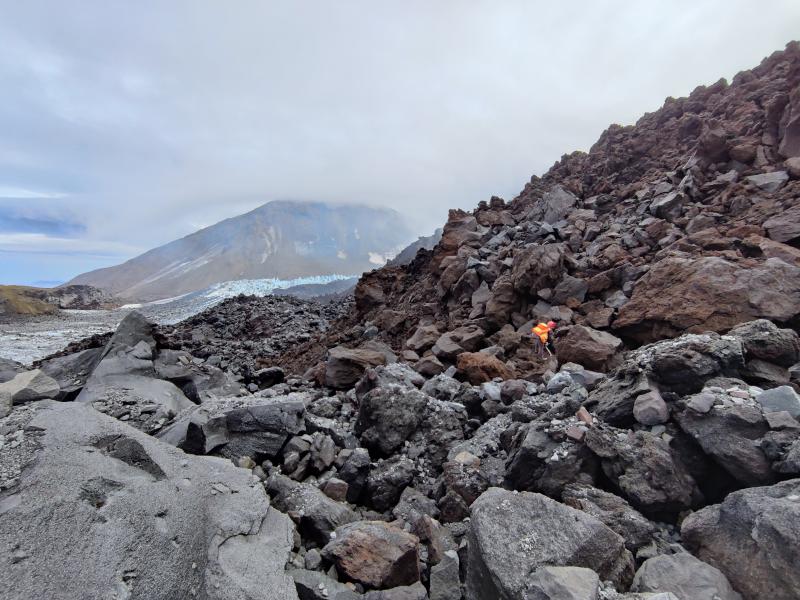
(0, 1, 799, 285)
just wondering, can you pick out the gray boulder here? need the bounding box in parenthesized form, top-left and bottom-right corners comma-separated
(38, 347, 104, 400)
(682, 478, 800, 600)
(562, 484, 657, 552)
(266, 473, 357, 546)
(525, 566, 600, 600)
(675, 400, 775, 486)
(466, 488, 633, 599)
(0, 357, 24, 384)
(584, 426, 701, 518)
(100, 310, 156, 359)
(729, 319, 800, 367)
(756, 386, 800, 418)
(0, 401, 298, 600)
(0, 369, 60, 417)
(631, 553, 742, 600)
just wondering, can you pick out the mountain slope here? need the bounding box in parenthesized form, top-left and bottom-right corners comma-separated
(68, 200, 414, 302)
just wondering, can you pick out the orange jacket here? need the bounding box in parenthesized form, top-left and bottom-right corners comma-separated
(532, 322, 551, 344)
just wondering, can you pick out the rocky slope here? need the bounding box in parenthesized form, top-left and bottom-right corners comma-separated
(0, 284, 114, 319)
(68, 200, 415, 302)
(2, 42, 800, 600)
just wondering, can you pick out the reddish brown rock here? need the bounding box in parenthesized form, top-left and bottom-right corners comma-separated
(456, 352, 512, 384)
(615, 256, 800, 343)
(322, 521, 420, 589)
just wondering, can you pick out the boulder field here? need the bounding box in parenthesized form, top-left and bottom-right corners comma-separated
(3, 42, 800, 600)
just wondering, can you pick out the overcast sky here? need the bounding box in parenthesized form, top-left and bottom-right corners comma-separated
(1, 1, 798, 285)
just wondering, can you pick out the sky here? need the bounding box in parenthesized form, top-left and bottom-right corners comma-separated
(1, 1, 799, 286)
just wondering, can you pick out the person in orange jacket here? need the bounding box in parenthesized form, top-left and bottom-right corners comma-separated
(531, 320, 557, 358)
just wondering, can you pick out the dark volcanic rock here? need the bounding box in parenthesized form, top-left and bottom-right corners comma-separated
(682, 478, 800, 600)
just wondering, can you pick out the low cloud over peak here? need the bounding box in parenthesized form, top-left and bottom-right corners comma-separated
(1, 1, 798, 285)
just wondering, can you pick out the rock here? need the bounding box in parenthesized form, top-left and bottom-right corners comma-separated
(0, 370, 60, 417)
(633, 390, 669, 426)
(355, 386, 427, 456)
(0, 401, 298, 600)
(584, 426, 700, 518)
(527, 185, 578, 224)
(512, 243, 567, 295)
(729, 319, 800, 367)
(763, 204, 800, 245)
(322, 521, 420, 589)
(456, 352, 512, 385)
(741, 359, 791, 388)
(465, 488, 633, 599)
(325, 346, 388, 389)
(556, 325, 623, 372)
(406, 325, 441, 353)
(254, 366, 286, 387)
(785, 156, 800, 177)
(484, 274, 517, 330)
(682, 478, 800, 600)
(100, 310, 156, 359)
(323, 478, 349, 503)
(504, 421, 597, 498)
(649, 191, 685, 221)
(38, 347, 104, 400)
(337, 447, 372, 504)
(745, 170, 789, 192)
(756, 386, 800, 418)
(675, 400, 775, 487)
(266, 473, 358, 546)
(525, 566, 601, 600)
(415, 355, 445, 377)
(429, 550, 461, 600)
(631, 553, 742, 600)
(366, 457, 415, 512)
(562, 484, 657, 552)
(551, 275, 589, 305)
(289, 569, 354, 600)
(615, 256, 800, 343)
(432, 333, 466, 361)
(362, 582, 428, 600)
(0, 357, 25, 384)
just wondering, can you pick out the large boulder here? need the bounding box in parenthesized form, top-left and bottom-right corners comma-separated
(512, 243, 568, 294)
(456, 352, 512, 385)
(0, 369, 60, 418)
(325, 346, 388, 389)
(584, 426, 701, 518)
(588, 332, 745, 426)
(631, 553, 742, 600)
(614, 256, 800, 343)
(0, 401, 298, 600)
(681, 479, 800, 600)
(465, 488, 634, 599)
(37, 347, 104, 400)
(100, 310, 156, 359)
(728, 319, 800, 367)
(0, 357, 24, 384)
(355, 385, 427, 456)
(562, 483, 657, 552)
(556, 325, 623, 372)
(266, 473, 357, 546)
(763, 204, 800, 245)
(322, 521, 420, 589)
(526, 185, 578, 224)
(675, 398, 775, 486)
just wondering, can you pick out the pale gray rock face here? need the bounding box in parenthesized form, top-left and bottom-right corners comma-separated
(0, 401, 298, 600)
(466, 488, 633, 599)
(631, 553, 742, 600)
(0, 369, 60, 418)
